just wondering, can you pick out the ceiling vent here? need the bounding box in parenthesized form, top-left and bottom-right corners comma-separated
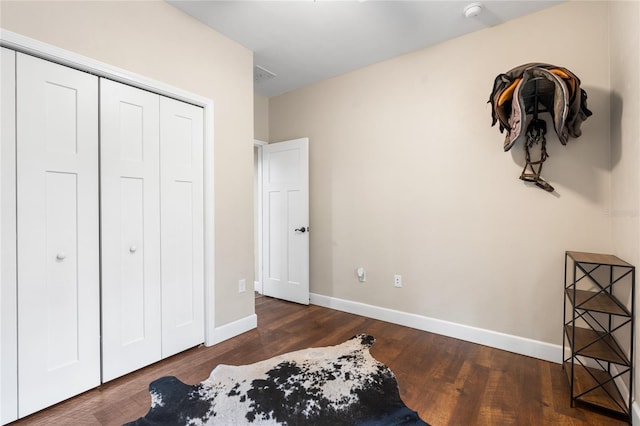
(254, 65, 277, 84)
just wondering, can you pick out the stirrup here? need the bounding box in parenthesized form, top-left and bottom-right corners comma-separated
(520, 174, 554, 192)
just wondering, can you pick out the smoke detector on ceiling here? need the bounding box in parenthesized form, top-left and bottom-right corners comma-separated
(463, 2, 483, 18)
(254, 65, 277, 84)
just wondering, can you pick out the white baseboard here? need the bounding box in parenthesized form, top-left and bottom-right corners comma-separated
(633, 400, 639, 425)
(310, 293, 562, 363)
(207, 314, 257, 346)
(254, 280, 263, 294)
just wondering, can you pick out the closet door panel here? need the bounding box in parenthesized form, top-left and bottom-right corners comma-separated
(16, 53, 100, 417)
(100, 78, 161, 382)
(160, 97, 204, 357)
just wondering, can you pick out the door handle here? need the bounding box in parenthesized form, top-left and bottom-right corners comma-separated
(294, 227, 309, 233)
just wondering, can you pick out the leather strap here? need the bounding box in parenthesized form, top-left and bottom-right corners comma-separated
(519, 118, 554, 192)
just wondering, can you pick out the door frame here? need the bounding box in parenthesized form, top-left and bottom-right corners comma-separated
(0, 29, 216, 344)
(254, 139, 268, 295)
(1, 46, 18, 424)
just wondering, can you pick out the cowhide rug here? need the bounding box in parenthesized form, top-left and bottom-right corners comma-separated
(125, 334, 428, 425)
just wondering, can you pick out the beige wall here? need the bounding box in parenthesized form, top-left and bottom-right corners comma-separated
(254, 92, 270, 142)
(609, 0, 640, 410)
(0, 1, 255, 326)
(270, 1, 612, 345)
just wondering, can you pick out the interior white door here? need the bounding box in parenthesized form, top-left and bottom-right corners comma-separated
(100, 78, 162, 381)
(160, 96, 205, 357)
(262, 138, 309, 305)
(16, 53, 100, 417)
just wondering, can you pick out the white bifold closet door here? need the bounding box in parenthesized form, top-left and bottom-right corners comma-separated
(159, 96, 205, 358)
(16, 53, 100, 417)
(100, 79, 204, 380)
(100, 79, 162, 381)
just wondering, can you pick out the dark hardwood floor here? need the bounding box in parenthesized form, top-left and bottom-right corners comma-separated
(11, 294, 627, 425)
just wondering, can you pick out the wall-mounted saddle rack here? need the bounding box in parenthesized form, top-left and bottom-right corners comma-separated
(489, 63, 592, 193)
(524, 77, 550, 118)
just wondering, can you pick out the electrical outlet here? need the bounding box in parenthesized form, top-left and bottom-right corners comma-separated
(239, 278, 246, 293)
(357, 267, 366, 282)
(394, 274, 402, 287)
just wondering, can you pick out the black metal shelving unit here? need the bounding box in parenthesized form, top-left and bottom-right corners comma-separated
(563, 251, 635, 423)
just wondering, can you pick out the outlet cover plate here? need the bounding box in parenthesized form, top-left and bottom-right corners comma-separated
(394, 274, 402, 287)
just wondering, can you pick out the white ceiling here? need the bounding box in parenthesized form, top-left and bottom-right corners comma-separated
(168, 0, 564, 97)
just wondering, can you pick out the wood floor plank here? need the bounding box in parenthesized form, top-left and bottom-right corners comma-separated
(9, 294, 629, 425)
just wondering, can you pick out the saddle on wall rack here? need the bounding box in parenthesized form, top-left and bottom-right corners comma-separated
(488, 63, 592, 192)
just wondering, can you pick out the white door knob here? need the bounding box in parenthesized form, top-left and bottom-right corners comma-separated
(129, 245, 137, 253)
(56, 252, 66, 261)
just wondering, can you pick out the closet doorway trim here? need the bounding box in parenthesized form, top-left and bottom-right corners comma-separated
(0, 28, 217, 346)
